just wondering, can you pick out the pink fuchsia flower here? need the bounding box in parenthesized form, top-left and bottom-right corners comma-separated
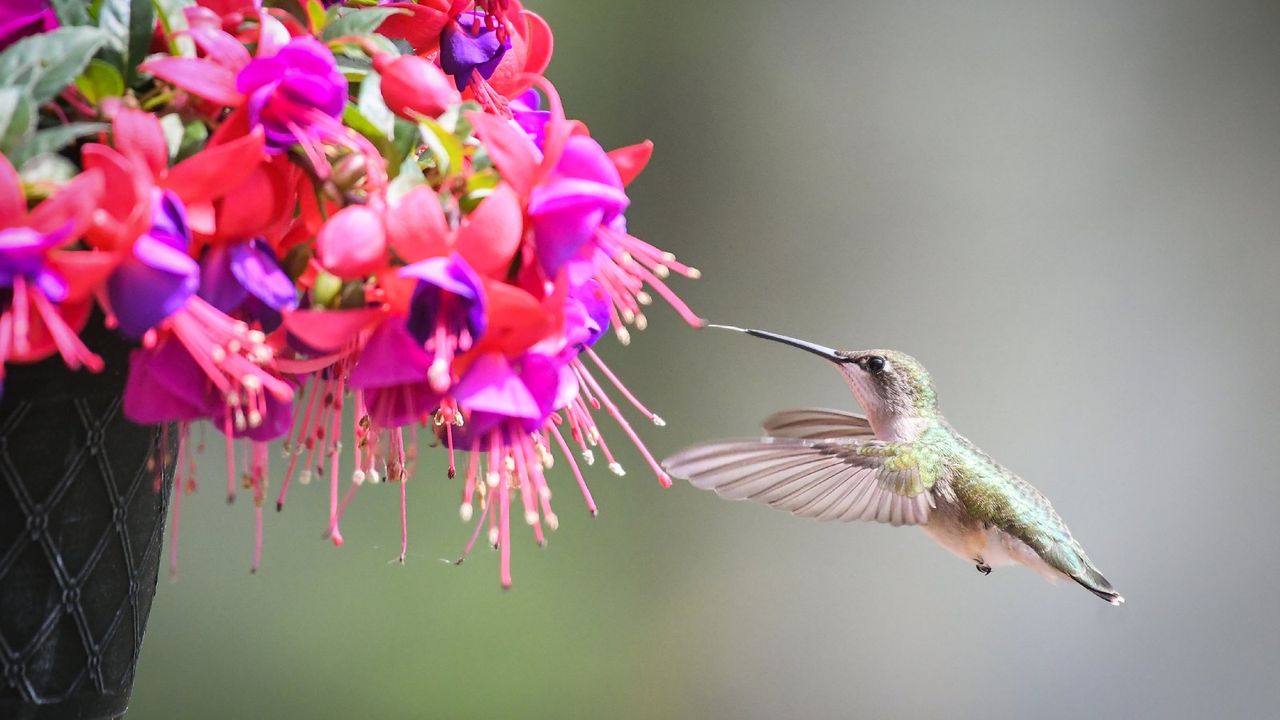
(236, 37, 348, 152)
(401, 253, 487, 393)
(0, 0, 57, 52)
(528, 134, 629, 279)
(107, 189, 200, 339)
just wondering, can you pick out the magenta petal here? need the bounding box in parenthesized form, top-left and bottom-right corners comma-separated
(229, 391, 293, 441)
(556, 135, 625, 189)
(109, 235, 199, 338)
(198, 242, 249, 312)
(230, 238, 296, 311)
(363, 382, 440, 429)
(452, 353, 541, 420)
(348, 319, 432, 389)
(123, 340, 215, 424)
(517, 353, 577, 428)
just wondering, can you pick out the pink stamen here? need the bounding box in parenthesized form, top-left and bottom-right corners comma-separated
(277, 376, 319, 510)
(549, 421, 596, 515)
(498, 461, 512, 588)
(454, 500, 492, 564)
(328, 389, 344, 546)
(574, 359, 671, 487)
(585, 348, 663, 424)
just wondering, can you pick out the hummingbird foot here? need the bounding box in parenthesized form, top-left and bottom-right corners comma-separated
(975, 560, 992, 575)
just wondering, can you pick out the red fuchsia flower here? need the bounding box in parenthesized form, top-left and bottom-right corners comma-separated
(0, 157, 106, 387)
(0, 0, 57, 51)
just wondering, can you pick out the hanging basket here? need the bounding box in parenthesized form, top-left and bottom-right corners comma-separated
(0, 318, 173, 720)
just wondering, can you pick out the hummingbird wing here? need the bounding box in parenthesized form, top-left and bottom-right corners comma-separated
(663, 437, 934, 526)
(760, 408, 875, 441)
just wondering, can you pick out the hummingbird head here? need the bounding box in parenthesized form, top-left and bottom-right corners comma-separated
(708, 325, 939, 435)
(837, 349, 938, 420)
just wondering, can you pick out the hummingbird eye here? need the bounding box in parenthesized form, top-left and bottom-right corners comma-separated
(864, 356, 886, 374)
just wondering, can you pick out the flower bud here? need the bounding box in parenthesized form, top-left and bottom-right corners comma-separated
(315, 205, 387, 279)
(374, 54, 459, 120)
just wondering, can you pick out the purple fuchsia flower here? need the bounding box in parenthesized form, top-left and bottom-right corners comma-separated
(236, 37, 348, 152)
(198, 237, 297, 332)
(108, 189, 199, 339)
(527, 134, 630, 281)
(0, 0, 57, 52)
(400, 253, 486, 394)
(440, 11, 511, 91)
(0, 224, 71, 304)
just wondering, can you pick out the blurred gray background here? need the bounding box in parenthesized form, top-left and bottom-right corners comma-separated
(131, 1, 1280, 718)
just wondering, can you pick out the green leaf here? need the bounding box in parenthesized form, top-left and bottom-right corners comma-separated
(6, 122, 108, 167)
(20, 153, 80, 185)
(320, 7, 406, 42)
(159, 113, 184, 159)
(387, 117, 419, 178)
(419, 118, 463, 178)
(51, 0, 93, 26)
(0, 88, 37, 154)
(304, 0, 328, 35)
(341, 103, 389, 152)
(0, 27, 112, 105)
(152, 0, 196, 57)
(127, 0, 155, 86)
(74, 58, 125, 104)
(356, 73, 394, 140)
(387, 154, 425, 203)
(174, 119, 208, 163)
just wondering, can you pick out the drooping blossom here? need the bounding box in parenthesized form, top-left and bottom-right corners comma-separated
(401, 253, 487, 393)
(236, 37, 348, 152)
(1, 0, 705, 587)
(528, 134, 629, 280)
(0, 156, 106, 385)
(440, 11, 511, 91)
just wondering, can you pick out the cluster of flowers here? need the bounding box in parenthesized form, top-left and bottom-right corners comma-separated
(0, 0, 700, 586)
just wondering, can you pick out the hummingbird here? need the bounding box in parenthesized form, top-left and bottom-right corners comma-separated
(662, 325, 1123, 605)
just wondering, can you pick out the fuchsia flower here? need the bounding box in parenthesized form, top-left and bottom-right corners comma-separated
(1, 0, 705, 585)
(401, 253, 487, 392)
(236, 37, 348, 151)
(440, 10, 511, 91)
(528, 135, 630, 279)
(0, 156, 105, 385)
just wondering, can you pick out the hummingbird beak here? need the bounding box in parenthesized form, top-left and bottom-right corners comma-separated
(706, 324, 847, 363)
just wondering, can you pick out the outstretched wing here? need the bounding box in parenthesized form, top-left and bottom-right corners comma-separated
(663, 437, 935, 526)
(760, 408, 875, 441)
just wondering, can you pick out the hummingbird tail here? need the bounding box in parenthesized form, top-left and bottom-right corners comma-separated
(1073, 566, 1124, 606)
